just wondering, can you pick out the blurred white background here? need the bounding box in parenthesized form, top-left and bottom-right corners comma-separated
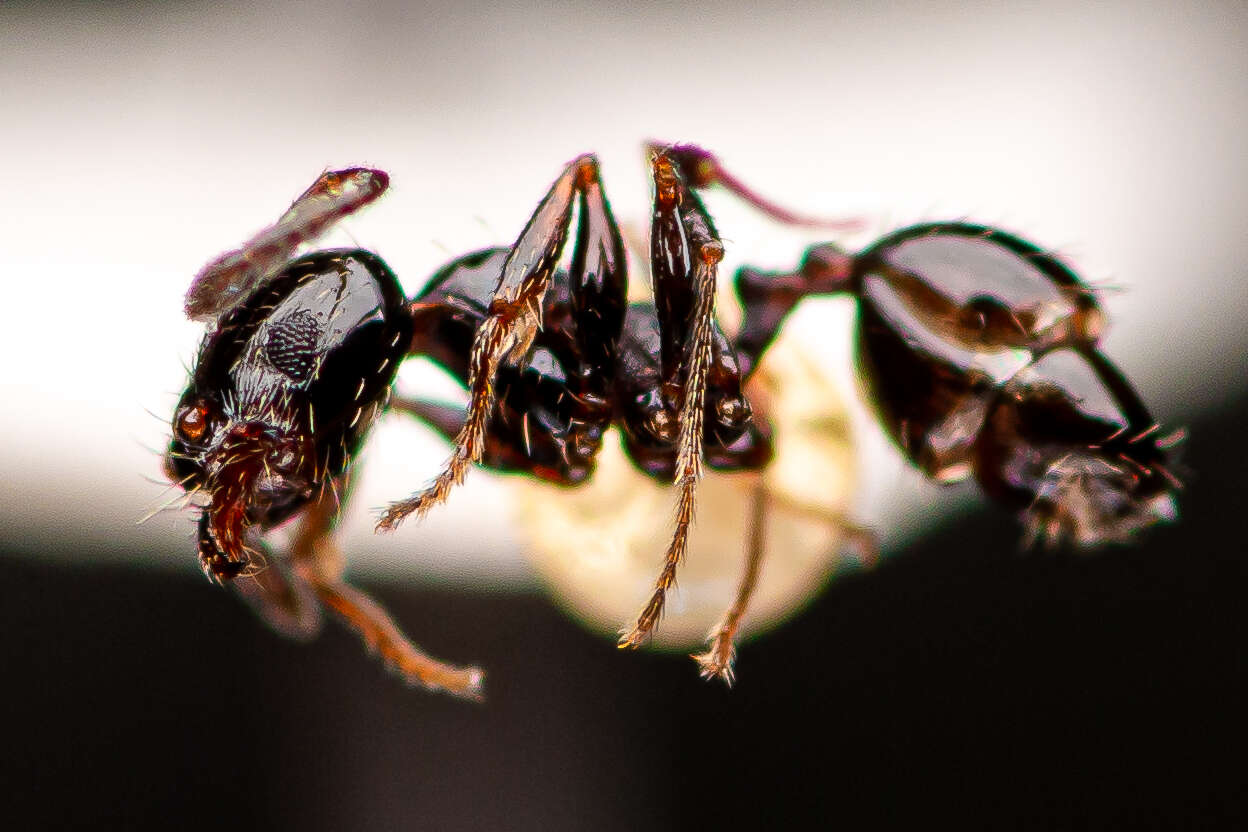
(2, 0, 1245, 589)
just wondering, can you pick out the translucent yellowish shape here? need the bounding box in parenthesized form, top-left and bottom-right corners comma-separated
(515, 330, 858, 650)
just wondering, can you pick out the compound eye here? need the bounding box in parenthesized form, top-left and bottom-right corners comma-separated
(175, 402, 211, 442)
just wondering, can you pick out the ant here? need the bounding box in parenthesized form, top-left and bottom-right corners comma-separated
(167, 145, 1182, 698)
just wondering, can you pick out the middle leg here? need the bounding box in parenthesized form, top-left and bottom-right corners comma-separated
(378, 154, 607, 530)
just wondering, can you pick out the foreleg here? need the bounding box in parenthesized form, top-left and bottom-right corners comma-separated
(292, 477, 485, 700)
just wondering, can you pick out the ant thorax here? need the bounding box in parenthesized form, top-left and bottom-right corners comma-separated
(517, 329, 860, 647)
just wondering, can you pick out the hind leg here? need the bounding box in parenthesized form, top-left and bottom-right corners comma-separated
(692, 478, 878, 685)
(692, 477, 767, 684)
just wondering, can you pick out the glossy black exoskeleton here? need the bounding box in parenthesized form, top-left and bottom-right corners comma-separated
(169, 169, 483, 698)
(377, 150, 812, 681)
(402, 251, 769, 486)
(739, 221, 1180, 546)
(168, 149, 1181, 695)
(169, 250, 410, 578)
(374, 145, 1181, 682)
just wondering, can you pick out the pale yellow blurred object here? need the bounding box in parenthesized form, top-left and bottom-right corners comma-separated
(515, 326, 859, 649)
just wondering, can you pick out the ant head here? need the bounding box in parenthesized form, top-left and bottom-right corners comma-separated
(172, 402, 314, 581)
(203, 421, 312, 498)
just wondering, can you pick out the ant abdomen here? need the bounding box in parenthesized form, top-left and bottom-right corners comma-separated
(974, 347, 1178, 546)
(852, 222, 1174, 543)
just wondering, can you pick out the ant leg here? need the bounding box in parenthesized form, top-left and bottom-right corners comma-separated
(692, 483, 879, 684)
(763, 492, 880, 570)
(378, 155, 602, 531)
(186, 168, 389, 321)
(387, 391, 552, 469)
(619, 152, 724, 648)
(692, 476, 767, 684)
(389, 395, 466, 443)
(647, 141, 862, 231)
(292, 475, 485, 700)
(229, 542, 323, 642)
(568, 160, 629, 403)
